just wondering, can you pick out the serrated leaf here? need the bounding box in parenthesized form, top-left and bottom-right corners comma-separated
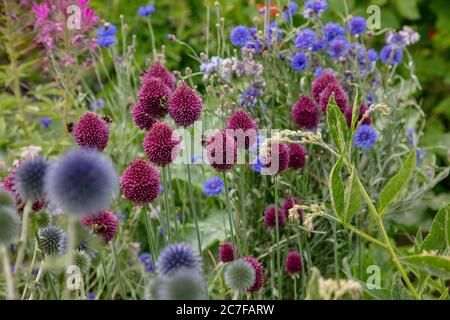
(326, 98, 348, 153)
(402, 255, 450, 279)
(378, 150, 416, 215)
(329, 156, 345, 219)
(343, 168, 361, 223)
(421, 203, 450, 253)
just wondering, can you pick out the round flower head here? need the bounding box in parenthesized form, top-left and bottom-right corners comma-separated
(157, 243, 202, 276)
(283, 197, 303, 219)
(121, 159, 160, 204)
(33, 210, 50, 228)
(137, 76, 171, 119)
(261, 143, 290, 175)
(291, 53, 308, 72)
(347, 16, 366, 36)
(327, 38, 351, 60)
(311, 71, 338, 103)
(137, 5, 155, 17)
(73, 112, 109, 151)
(323, 23, 345, 41)
(203, 176, 224, 196)
(158, 269, 207, 300)
(287, 144, 307, 170)
(81, 210, 118, 244)
(304, 0, 328, 18)
(241, 256, 263, 293)
(225, 110, 258, 149)
(285, 251, 303, 276)
(168, 83, 202, 127)
(354, 125, 377, 149)
(380, 45, 403, 65)
(0, 205, 20, 244)
(230, 25, 251, 47)
(14, 157, 48, 201)
(131, 100, 157, 130)
(224, 260, 256, 291)
(291, 95, 319, 130)
(141, 62, 175, 91)
(38, 225, 67, 256)
(45, 148, 118, 216)
(345, 103, 371, 127)
(264, 206, 285, 230)
(206, 131, 237, 172)
(219, 242, 236, 263)
(295, 28, 316, 49)
(319, 82, 348, 114)
(143, 122, 180, 166)
(74, 249, 92, 273)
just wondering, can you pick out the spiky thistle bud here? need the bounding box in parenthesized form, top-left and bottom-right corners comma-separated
(39, 225, 67, 256)
(224, 260, 256, 291)
(14, 157, 48, 201)
(74, 249, 92, 273)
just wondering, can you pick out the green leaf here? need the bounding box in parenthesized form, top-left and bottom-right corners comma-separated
(306, 267, 322, 300)
(396, 0, 421, 20)
(378, 150, 416, 215)
(414, 227, 423, 255)
(343, 168, 361, 223)
(391, 277, 411, 300)
(402, 255, 450, 279)
(326, 97, 348, 153)
(421, 203, 450, 253)
(329, 156, 345, 219)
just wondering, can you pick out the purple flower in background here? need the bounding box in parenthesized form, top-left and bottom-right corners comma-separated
(367, 93, 377, 105)
(416, 149, 425, 165)
(367, 49, 378, 62)
(240, 86, 262, 108)
(88, 98, 105, 111)
(354, 125, 377, 149)
(87, 292, 95, 300)
(203, 176, 224, 196)
(283, 1, 298, 21)
(139, 252, 154, 273)
(347, 16, 366, 36)
(268, 22, 283, 44)
(97, 24, 117, 47)
(303, 0, 328, 18)
(291, 53, 308, 72)
(138, 5, 155, 17)
(40, 117, 52, 128)
(230, 26, 252, 47)
(387, 32, 406, 47)
(323, 23, 345, 41)
(314, 67, 334, 78)
(295, 28, 317, 49)
(380, 45, 403, 65)
(327, 38, 350, 59)
(251, 156, 263, 173)
(312, 38, 326, 52)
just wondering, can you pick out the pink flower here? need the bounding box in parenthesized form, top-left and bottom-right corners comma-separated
(32, 2, 50, 23)
(81, 210, 118, 244)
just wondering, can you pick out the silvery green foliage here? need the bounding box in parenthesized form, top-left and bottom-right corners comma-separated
(74, 249, 91, 273)
(44, 148, 118, 216)
(158, 269, 207, 300)
(0, 189, 15, 208)
(224, 260, 256, 291)
(15, 157, 48, 201)
(0, 206, 20, 244)
(144, 277, 167, 300)
(38, 225, 67, 256)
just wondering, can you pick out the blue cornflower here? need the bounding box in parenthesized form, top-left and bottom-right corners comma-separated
(387, 32, 406, 47)
(138, 5, 155, 17)
(416, 149, 425, 165)
(380, 45, 403, 65)
(295, 28, 317, 49)
(230, 26, 252, 47)
(327, 38, 350, 59)
(88, 98, 105, 111)
(312, 38, 326, 52)
(240, 86, 262, 108)
(249, 134, 266, 153)
(314, 67, 334, 78)
(304, 0, 328, 18)
(268, 22, 282, 44)
(279, 53, 286, 61)
(203, 176, 224, 196)
(251, 156, 263, 173)
(245, 38, 262, 54)
(200, 56, 221, 75)
(407, 127, 416, 146)
(97, 24, 117, 48)
(139, 252, 154, 273)
(347, 16, 366, 36)
(367, 93, 377, 105)
(283, 1, 298, 21)
(87, 292, 95, 300)
(40, 117, 52, 128)
(291, 53, 308, 72)
(354, 125, 377, 149)
(323, 23, 345, 41)
(367, 49, 378, 62)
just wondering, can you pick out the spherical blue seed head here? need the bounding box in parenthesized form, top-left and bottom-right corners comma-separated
(157, 243, 202, 276)
(158, 269, 207, 300)
(224, 260, 256, 291)
(15, 157, 48, 201)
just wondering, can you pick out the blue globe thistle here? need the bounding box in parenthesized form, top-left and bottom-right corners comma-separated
(295, 28, 317, 49)
(15, 157, 48, 201)
(230, 26, 252, 47)
(224, 260, 256, 291)
(323, 23, 345, 41)
(347, 16, 366, 36)
(40, 117, 52, 128)
(0, 205, 20, 244)
(39, 225, 67, 256)
(327, 38, 350, 59)
(354, 125, 377, 149)
(291, 53, 308, 72)
(138, 5, 155, 17)
(157, 243, 202, 276)
(380, 45, 403, 65)
(158, 269, 207, 300)
(304, 0, 328, 18)
(97, 24, 117, 48)
(203, 176, 224, 196)
(45, 148, 118, 216)
(283, 1, 298, 21)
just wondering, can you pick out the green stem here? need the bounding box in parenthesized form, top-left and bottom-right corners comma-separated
(274, 175, 282, 300)
(1, 244, 16, 300)
(239, 165, 248, 255)
(223, 173, 238, 258)
(162, 167, 172, 243)
(332, 221, 339, 282)
(142, 206, 156, 271)
(293, 276, 297, 300)
(101, 251, 113, 300)
(15, 201, 32, 270)
(111, 239, 126, 299)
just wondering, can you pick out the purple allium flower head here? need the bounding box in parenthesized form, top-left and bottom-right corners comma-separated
(291, 53, 308, 72)
(319, 82, 348, 114)
(282, 197, 303, 218)
(73, 112, 109, 151)
(327, 37, 351, 59)
(157, 243, 202, 276)
(287, 144, 307, 170)
(96, 24, 117, 47)
(141, 62, 175, 92)
(380, 45, 403, 65)
(219, 242, 236, 263)
(304, 0, 328, 18)
(168, 82, 203, 127)
(143, 122, 180, 167)
(130, 100, 157, 130)
(230, 26, 252, 47)
(283, 1, 298, 21)
(137, 76, 171, 119)
(203, 176, 224, 196)
(311, 71, 338, 103)
(241, 256, 263, 293)
(138, 5, 155, 17)
(354, 125, 377, 149)
(261, 143, 290, 175)
(264, 206, 285, 230)
(206, 131, 237, 172)
(347, 16, 366, 36)
(81, 210, 118, 244)
(323, 23, 345, 41)
(45, 148, 117, 216)
(120, 159, 160, 204)
(14, 157, 48, 201)
(295, 28, 317, 49)
(226, 110, 258, 149)
(40, 117, 52, 128)
(345, 103, 371, 127)
(285, 251, 302, 276)
(292, 95, 320, 130)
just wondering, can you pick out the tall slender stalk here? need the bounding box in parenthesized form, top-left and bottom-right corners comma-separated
(274, 175, 282, 299)
(223, 173, 238, 258)
(142, 206, 156, 271)
(1, 244, 16, 300)
(111, 239, 126, 299)
(28, 260, 45, 300)
(239, 165, 248, 255)
(14, 200, 32, 270)
(100, 251, 113, 300)
(161, 167, 172, 243)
